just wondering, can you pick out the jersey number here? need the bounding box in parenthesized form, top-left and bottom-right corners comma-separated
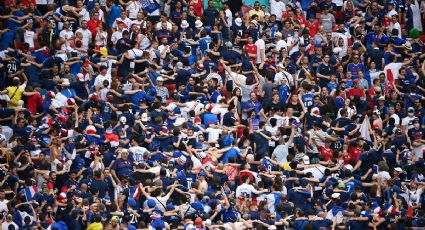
(7, 64, 17, 73)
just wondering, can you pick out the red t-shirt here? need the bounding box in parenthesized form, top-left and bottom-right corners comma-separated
(319, 146, 333, 161)
(343, 153, 352, 165)
(26, 93, 43, 114)
(244, 44, 257, 63)
(348, 88, 365, 98)
(349, 146, 362, 161)
(190, 0, 203, 17)
(307, 21, 320, 37)
(21, 0, 36, 8)
(87, 19, 102, 36)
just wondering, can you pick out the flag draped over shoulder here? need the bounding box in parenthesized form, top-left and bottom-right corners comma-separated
(24, 185, 38, 201)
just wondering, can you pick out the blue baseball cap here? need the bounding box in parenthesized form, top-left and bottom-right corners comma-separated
(191, 201, 204, 211)
(166, 204, 175, 211)
(128, 198, 137, 207)
(150, 218, 165, 228)
(147, 199, 156, 208)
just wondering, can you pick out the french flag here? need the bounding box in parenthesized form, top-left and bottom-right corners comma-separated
(24, 185, 38, 201)
(372, 202, 382, 216)
(130, 184, 142, 201)
(385, 203, 396, 215)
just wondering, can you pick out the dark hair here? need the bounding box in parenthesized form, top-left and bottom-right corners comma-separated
(99, 65, 108, 71)
(269, 118, 277, 127)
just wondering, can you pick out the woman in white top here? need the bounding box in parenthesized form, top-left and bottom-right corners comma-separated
(337, 98, 357, 119)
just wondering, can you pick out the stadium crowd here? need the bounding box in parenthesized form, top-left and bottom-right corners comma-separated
(0, 0, 424, 229)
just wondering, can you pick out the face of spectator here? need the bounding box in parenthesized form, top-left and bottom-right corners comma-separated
(391, 15, 397, 22)
(254, 2, 260, 10)
(272, 94, 279, 102)
(414, 120, 420, 128)
(71, 172, 77, 180)
(137, 12, 143, 20)
(118, 23, 124, 31)
(18, 119, 26, 127)
(248, 36, 253, 44)
(110, 219, 118, 227)
(315, 47, 322, 55)
(399, 69, 406, 77)
(64, 21, 71, 30)
(288, 11, 294, 18)
(250, 93, 257, 101)
(121, 151, 129, 160)
(50, 172, 56, 181)
(345, 98, 351, 107)
(121, 11, 127, 19)
(414, 100, 421, 107)
(64, 65, 70, 73)
(198, 134, 205, 142)
(391, 91, 397, 100)
(323, 55, 330, 63)
(187, 129, 194, 137)
(326, 33, 332, 41)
